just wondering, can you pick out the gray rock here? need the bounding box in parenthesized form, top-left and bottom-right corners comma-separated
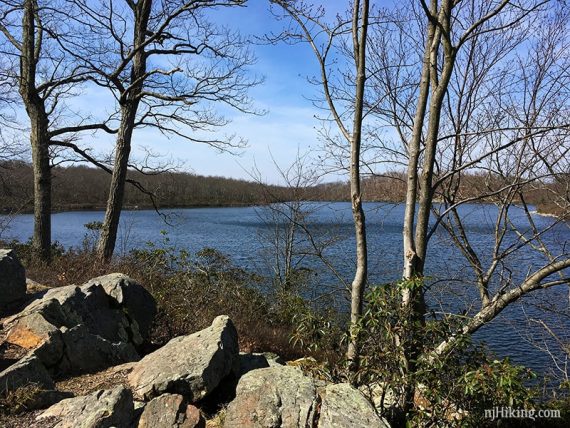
(238, 352, 269, 376)
(84, 273, 156, 341)
(2, 273, 156, 376)
(0, 249, 26, 306)
(5, 297, 68, 328)
(77, 283, 132, 344)
(0, 354, 54, 395)
(5, 312, 64, 367)
(137, 393, 205, 428)
(39, 283, 130, 344)
(128, 315, 239, 401)
(37, 386, 134, 428)
(224, 365, 318, 428)
(14, 279, 147, 346)
(59, 324, 138, 374)
(318, 383, 390, 428)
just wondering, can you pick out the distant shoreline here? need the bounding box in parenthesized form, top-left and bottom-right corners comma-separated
(532, 210, 565, 220)
(3, 202, 267, 215)
(4, 200, 566, 220)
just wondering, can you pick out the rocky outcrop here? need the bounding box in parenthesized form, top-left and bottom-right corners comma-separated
(0, 249, 26, 307)
(318, 383, 390, 428)
(37, 386, 134, 428)
(138, 393, 205, 428)
(1, 264, 392, 428)
(224, 365, 318, 428)
(2, 273, 154, 377)
(128, 315, 239, 401)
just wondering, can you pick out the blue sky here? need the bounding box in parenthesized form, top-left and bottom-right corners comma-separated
(75, 1, 351, 185)
(1, 1, 355, 184)
(164, 1, 353, 184)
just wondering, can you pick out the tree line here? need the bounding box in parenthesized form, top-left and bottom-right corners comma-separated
(0, 159, 565, 215)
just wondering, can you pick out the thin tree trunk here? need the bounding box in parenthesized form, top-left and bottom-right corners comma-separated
(414, 47, 455, 277)
(399, 0, 454, 414)
(401, 18, 434, 283)
(96, 109, 135, 261)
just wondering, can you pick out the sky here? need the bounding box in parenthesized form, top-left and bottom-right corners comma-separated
(71, 1, 352, 185)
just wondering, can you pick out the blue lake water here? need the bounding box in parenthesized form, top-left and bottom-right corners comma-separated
(2, 202, 569, 378)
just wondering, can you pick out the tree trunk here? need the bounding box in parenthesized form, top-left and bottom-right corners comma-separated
(29, 113, 51, 260)
(96, 0, 151, 262)
(96, 108, 135, 261)
(19, 0, 52, 261)
(401, 14, 434, 283)
(398, 0, 454, 414)
(346, 0, 369, 366)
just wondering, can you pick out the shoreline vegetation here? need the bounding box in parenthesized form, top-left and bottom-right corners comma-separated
(2, 241, 569, 426)
(1, 161, 567, 219)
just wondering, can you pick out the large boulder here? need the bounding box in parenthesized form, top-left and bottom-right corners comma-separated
(7, 273, 154, 345)
(58, 324, 138, 374)
(318, 383, 390, 428)
(137, 393, 205, 428)
(37, 386, 134, 428)
(128, 315, 239, 401)
(0, 249, 26, 307)
(0, 354, 54, 395)
(83, 273, 156, 341)
(224, 365, 318, 428)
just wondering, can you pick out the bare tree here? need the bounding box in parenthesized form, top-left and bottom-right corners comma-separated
(0, 0, 116, 259)
(251, 151, 348, 296)
(270, 0, 370, 365)
(430, 2, 570, 353)
(54, 0, 259, 261)
(354, 0, 569, 414)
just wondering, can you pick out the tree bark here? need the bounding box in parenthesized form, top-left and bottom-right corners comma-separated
(96, 108, 135, 261)
(398, 0, 455, 413)
(402, 16, 434, 283)
(346, 0, 369, 366)
(29, 111, 51, 260)
(96, 0, 151, 262)
(19, 0, 52, 261)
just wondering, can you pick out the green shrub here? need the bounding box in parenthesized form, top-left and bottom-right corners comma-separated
(353, 282, 538, 427)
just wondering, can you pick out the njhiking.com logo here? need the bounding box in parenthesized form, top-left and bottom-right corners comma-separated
(484, 406, 561, 421)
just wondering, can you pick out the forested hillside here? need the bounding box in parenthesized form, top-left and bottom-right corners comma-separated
(0, 161, 564, 216)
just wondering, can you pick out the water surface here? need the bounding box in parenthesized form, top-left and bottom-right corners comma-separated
(3, 202, 569, 378)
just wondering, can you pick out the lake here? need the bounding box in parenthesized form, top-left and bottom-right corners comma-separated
(2, 202, 569, 378)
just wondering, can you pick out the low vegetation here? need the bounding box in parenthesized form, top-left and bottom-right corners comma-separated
(3, 237, 569, 426)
